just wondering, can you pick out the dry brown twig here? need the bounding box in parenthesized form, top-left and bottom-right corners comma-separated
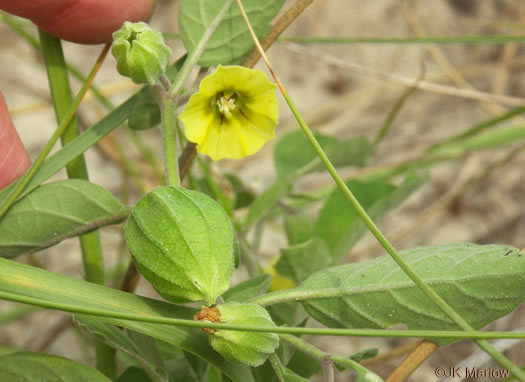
(385, 340, 439, 382)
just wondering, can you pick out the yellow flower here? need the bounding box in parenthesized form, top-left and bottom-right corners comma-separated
(178, 66, 279, 161)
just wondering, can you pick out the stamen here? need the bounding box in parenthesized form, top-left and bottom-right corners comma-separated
(216, 93, 237, 119)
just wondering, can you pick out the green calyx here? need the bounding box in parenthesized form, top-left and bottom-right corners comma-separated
(196, 303, 279, 367)
(111, 21, 172, 85)
(124, 186, 234, 305)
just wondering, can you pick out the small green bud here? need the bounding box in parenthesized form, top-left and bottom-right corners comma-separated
(124, 186, 234, 305)
(111, 21, 172, 85)
(195, 303, 279, 367)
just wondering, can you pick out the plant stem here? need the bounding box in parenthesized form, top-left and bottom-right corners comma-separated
(4, 284, 525, 340)
(268, 354, 286, 382)
(280, 35, 525, 44)
(161, 0, 234, 186)
(279, 333, 378, 380)
(234, 0, 525, 379)
(162, 96, 180, 186)
(37, 30, 116, 378)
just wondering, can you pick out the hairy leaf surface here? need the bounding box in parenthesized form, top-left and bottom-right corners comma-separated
(179, 0, 286, 66)
(0, 179, 126, 258)
(300, 243, 525, 345)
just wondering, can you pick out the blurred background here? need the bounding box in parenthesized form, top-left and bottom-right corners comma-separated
(1, 0, 524, 380)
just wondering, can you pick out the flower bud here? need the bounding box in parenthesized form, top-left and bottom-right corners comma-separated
(195, 303, 279, 367)
(112, 21, 172, 85)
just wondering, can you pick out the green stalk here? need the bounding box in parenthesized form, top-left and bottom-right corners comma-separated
(164, 33, 525, 46)
(162, 0, 234, 185)
(280, 35, 525, 44)
(268, 354, 287, 382)
(38, 30, 116, 378)
(3, 287, 525, 340)
(279, 333, 377, 380)
(234, 0, 525, 378)
(162, 96, 180, 186)
(373, 81, 419, 148)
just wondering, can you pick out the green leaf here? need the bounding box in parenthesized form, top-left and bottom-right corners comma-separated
(164, 358, 198, 382)
(283, 368, 311, 382)
(267, 302, 308, 327)
(253, 362, 279, 382)
(274, 130, 372, 177)
(276, 238, 331, 284)
(115, 367, 156, 382)
(0, 257, 253, 382)
(125, 186, 234, 305)
(427, 125, 525, 155)
(180, 352, 207, 382)
(0, 352, 111, 381)
(313, 174, 426, 262)
(128, 88, 161, 130)
(285, 350, 322, 379)
(243, 178, 293, 231)
(179, 0, 286, 66)
(349, 348, 378, 363)
(0, 179, 126, 258)
(283, 213, 314, 245)
(225, 173, 256, 210)
(300, 243, 525, 345)
(334, 348, 378, 371)
(223, 274, 273, 303)
(205, 366, 223, 382)
(75, 316, 168, 382)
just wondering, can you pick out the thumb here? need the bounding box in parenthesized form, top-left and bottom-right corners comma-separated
(0, 0, 154, 44)
(0, 92, 31, 190)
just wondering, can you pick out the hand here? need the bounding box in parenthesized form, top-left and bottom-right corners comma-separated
(0, 0, 154, 189)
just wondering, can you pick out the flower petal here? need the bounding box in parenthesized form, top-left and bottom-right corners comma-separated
(179, 92, 217, 144)
(179, 65, 279, 161)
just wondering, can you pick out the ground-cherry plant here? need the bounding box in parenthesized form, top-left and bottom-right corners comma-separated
(1, 1, 525, 381)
